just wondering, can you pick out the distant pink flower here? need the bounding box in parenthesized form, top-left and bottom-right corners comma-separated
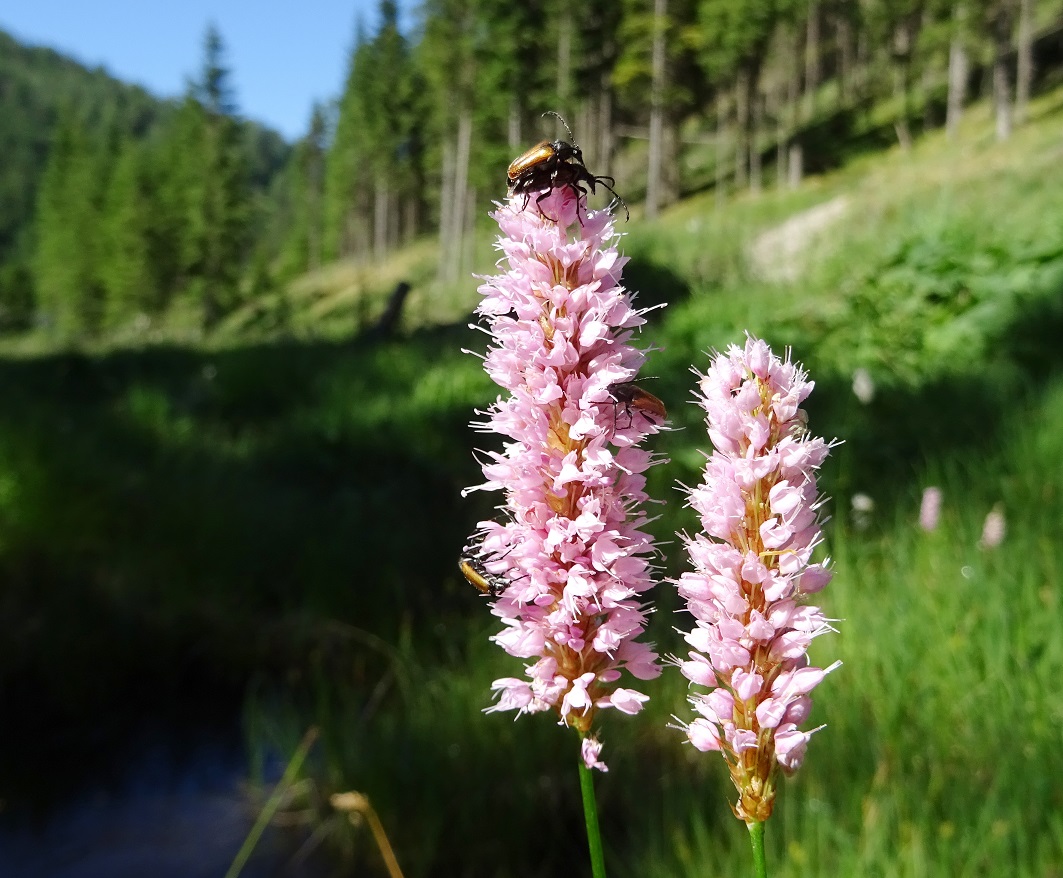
(920, 487, 942, 532)
(979, 504, 1006, 549)
(674, 337, 839, 823)
(464, 186, 664, 770)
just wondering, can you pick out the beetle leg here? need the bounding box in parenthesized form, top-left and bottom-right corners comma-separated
(535, 187, 561, 223)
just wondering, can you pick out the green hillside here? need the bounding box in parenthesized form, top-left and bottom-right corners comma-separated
(0, 27, 289, 334)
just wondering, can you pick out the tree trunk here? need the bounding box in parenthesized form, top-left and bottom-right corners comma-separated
(892, 19, 916, 152)
(663, 118, 680, 204)
(446, 109, 473, 281)
(402, 196, 418, 246)
(715, 92, 727, 210)
(781, 25, 802, 190)
(776, 130, 786, 189)
(774, 83, 786, 189)
(373, 180, 388, 261)
(577, 104, 594, 164)
(556, 7, 572, 113)
(854, 29, 870, 103)
(992, 3, 1015, 141)
(645, 0, 667, 219)
(437, 138, 454, 278)
(788, 142, 803, 189)
(389, 190, 400, 251)
(508, 99, 521, 151)
(306, 190, 321, 273)
(837, 13, 853, 104)
(750, 91, 763, 194)
(348, 197, 369, 260)
(1015, 0, 1034, 125)
(734, 68, 750, 189)
(462, 186, 477, 281)
(804, 1, 821, 113)
(946, 4, 969, 140)
(596, 79, 614, 179)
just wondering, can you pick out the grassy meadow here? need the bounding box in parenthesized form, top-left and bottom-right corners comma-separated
(2, 85, 1063, 875)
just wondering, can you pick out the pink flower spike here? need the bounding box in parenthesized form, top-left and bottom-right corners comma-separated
(980, 503, 1006, 549)
(674, 337, 838, 824)
(920, 487, 942, 532)
(464, 184, 665, 771)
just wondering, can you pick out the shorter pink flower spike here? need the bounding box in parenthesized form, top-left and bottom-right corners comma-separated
(674, 336, 839, 823)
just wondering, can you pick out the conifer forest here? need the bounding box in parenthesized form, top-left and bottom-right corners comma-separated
(3, 1, 1061, 338)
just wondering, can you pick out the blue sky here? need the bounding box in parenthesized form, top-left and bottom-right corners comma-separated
(1, 1, 412, 141)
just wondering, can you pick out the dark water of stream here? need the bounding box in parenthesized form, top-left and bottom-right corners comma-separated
(0, 714, 326, 878)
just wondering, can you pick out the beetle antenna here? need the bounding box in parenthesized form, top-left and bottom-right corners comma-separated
(541, 110, 576, 146)
(593, 175, 630, 222)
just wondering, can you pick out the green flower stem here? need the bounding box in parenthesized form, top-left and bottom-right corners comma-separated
(578, 751, 607, 878)
(747, 820, 767, 878)
(225, 726, 318, 878)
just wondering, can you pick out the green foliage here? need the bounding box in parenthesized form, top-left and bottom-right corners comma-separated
(32, 110, 110, 336)
(696, 0, 795, 79)
(324, 2, 426, 261)
(178, 31, 254, 328)
(323, 24, 372, 260)
(817, 218, 1063, 384)
(273, 104, 329, 280)
(615, 0, 704, 116)
(0, 28, 160, 266)
(99, 139, 162, 326)
(0, 261, 34, 332)
(234, 370, 1063, 876)
(3, 26, 285, 340)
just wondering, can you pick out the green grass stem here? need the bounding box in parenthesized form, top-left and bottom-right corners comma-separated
(224, 726, 319, 878)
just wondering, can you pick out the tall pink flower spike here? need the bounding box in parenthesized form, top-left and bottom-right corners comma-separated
(674, 336, 840, 821)
(463, 186, 664, 770)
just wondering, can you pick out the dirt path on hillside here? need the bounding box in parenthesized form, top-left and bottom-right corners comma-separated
(748, 195, 849, 281)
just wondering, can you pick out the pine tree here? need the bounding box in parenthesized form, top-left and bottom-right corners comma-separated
(364, 1, 414, 255)
(178, 25, 253, 328)
(0, 261, 35, 333)
(276, 103, 329, 278)
(99, 138, 160, 328)
(32, 108, 110, 336)
(324, 22, 373, 261)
